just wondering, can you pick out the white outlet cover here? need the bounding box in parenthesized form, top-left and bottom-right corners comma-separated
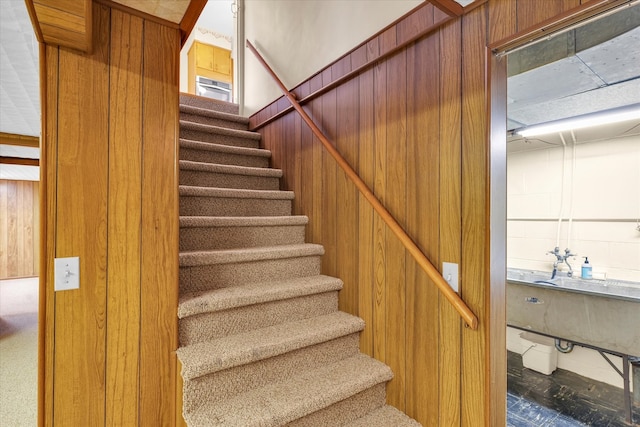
(54, 257, 80, 291)
(442, 262, 459, 293)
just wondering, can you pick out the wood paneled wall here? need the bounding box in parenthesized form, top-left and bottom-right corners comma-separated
(40, 3, 179, 425)
(0, 180, 39, 279)
(249, 0, 601, 425)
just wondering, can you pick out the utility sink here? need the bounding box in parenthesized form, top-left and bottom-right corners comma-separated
(506, 268, 640, 356)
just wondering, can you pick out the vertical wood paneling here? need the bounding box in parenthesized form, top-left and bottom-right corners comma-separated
(384, 49, 407, 410)
(299, 91, 314, 241)
(43, 44, 58, 427)
(321, 86, 337, 278)
(0, 181, 8, 278)
(41, 3, 180, 425)
(438, 19, 463, 427)
(357, 68, 375, 356)
(140, 19, 179, 425)
(53, 4, 110, 425)
(405, 32, 441, 425)
(33, 180, 40, 276)
(106, 9, 143, 425)
(461, 6, 488, 427)
(372, 61, 387, 364)
(516, 0, 580, 31)
(310, 75, 323, 247)
(336, 80, 359, 314)
(6, 182, 17, 276)
(0, 180, 39, 279)
(17, 182, 27, 274)
(489, 0, 516, 44)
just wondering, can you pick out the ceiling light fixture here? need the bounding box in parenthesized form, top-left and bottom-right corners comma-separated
(516, 103, 640, 137)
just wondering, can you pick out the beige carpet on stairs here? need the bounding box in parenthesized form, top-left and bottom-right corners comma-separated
(176, 93, 422, 427)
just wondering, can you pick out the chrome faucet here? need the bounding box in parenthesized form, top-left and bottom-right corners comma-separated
(547, 247, 577, 278)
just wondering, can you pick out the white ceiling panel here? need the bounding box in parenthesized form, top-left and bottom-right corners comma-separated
(0, 0, 40, 138)
(577, 26, 640, 85)
(508, 78, 640, 128)
(508, 56, 604, 110)
(0, 144, 39, 159)
(0, 164, 39, 181)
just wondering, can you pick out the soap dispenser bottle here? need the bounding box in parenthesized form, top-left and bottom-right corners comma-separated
(581, 257, 592, 279)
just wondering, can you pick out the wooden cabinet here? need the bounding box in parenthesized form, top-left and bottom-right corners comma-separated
(187, 41, 233, 93)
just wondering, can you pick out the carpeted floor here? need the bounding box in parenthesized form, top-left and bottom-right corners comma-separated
(0, 277, 38, 427)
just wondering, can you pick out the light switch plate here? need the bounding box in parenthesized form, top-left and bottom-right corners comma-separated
(54, 257, 80, 291)
(442, 262, 459, 293)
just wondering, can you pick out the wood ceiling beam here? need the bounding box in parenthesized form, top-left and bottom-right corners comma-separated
(429, 0, 464, 17)
(180, 0, 207, 46)
(1, 156, 39, 166)
(0, 132, 39, 148)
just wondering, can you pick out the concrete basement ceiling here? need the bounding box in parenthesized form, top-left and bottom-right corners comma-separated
(507, 25, 640, 131)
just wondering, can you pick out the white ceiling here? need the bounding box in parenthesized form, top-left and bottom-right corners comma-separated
(507, 26, 640, 131)
(197, 0, 234, 37)
(0, 0, 40, 138)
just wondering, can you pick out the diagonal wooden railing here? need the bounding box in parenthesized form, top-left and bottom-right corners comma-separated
(247, 41, 478, 330)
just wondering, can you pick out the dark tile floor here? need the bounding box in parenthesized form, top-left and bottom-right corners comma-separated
(507, 351, 639, 427)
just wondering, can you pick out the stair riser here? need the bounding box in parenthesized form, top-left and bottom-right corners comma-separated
(181, 334, 361, 413)
(289, 383, 387, 427)
(179, 169, 280, 190)
(180, 147, 269, 168)
(180, 196, 292, 217)
(179, 256, 322, 293)
(179, 291, 339, 345)
(179, 224, 306, 251)
(180, 128, 259, 149)
(180, 112, 247, 130)
(180, 96, 239, 115)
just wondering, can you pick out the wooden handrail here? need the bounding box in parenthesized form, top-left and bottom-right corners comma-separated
(247, 41, 478, 330)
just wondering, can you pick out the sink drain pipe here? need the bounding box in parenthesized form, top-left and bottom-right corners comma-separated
(554, 338, 574, 353)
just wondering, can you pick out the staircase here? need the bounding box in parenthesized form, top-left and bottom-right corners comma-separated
(177, 93, 421, 427)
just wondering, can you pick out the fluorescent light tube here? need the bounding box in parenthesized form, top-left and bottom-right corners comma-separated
(516, 104, 640, 137)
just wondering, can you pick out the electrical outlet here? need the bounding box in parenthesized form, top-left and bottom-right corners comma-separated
(54, 257, 80, 291)
(442, 262, 459, 293)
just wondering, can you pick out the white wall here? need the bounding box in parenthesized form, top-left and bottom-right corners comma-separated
(507, 132, 640, 389)
(507, 133, 640, 282)
(243, 0, 422, 115)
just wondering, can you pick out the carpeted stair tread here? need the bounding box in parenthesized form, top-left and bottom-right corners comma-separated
(179, 185, 294, 200)
(178, 274, 343, 318)
(179, 160, 283, 178)
(346, 405, 423, 427)
(185, 353, 393, 427)
(180, 139, 271, 169)
(179, 215, 308, 251)
(180, 243, 324, 267)
(181, 120, 261, 141)
(178, 311, 365, 380)
(180, 104, 249, 125)
(180, 138, 271, 159)
(180, 93, 239, 115)
(180, 215, 308, 228)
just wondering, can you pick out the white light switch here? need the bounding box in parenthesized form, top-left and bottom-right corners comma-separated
(442, 262, 459, 293)
(54, 257, 80, 291)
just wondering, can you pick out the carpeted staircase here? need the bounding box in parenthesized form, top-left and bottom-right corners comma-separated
(177, 93, 422, 427)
